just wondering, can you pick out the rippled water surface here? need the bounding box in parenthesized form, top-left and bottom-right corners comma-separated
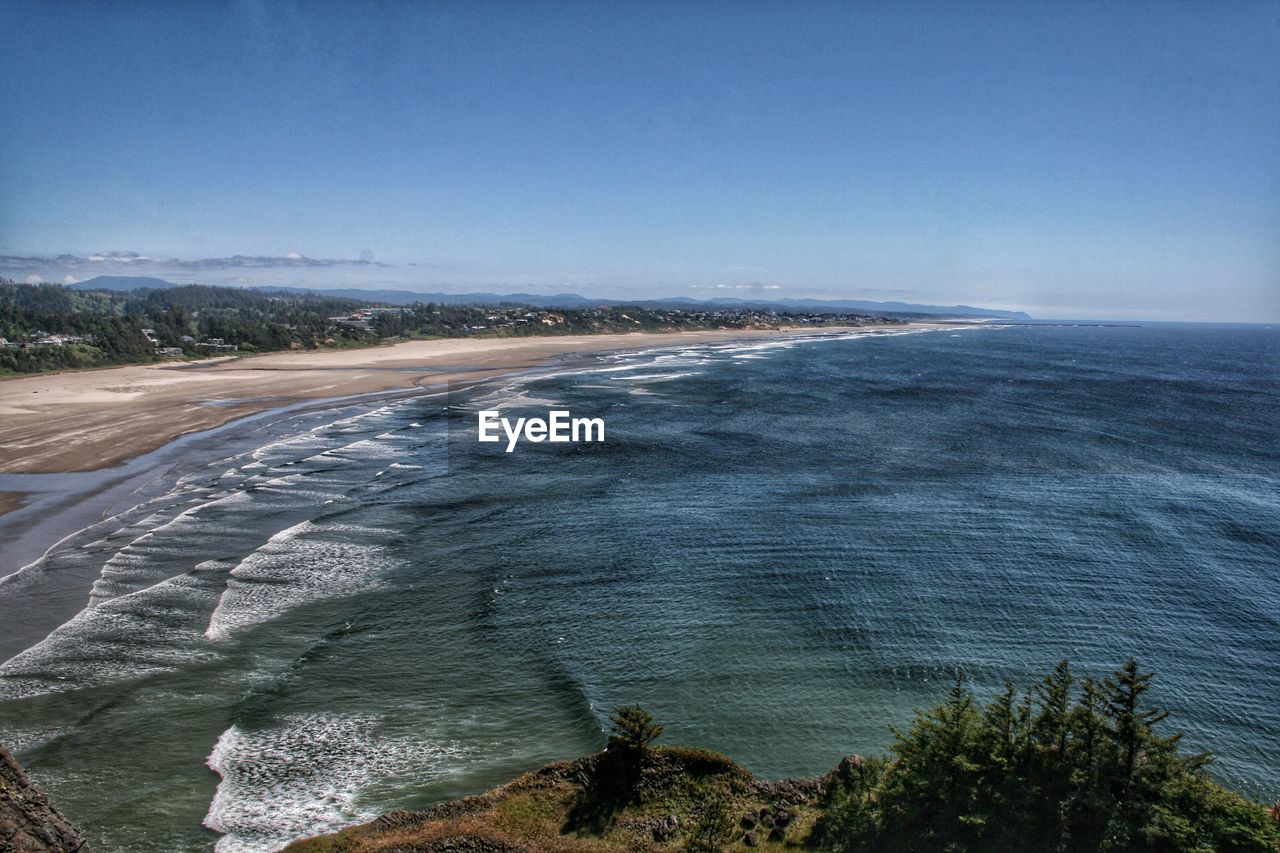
(1, 325, 1277, 851)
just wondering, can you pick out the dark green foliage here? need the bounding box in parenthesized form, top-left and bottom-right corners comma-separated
(0, 280, 374, 373)
(812, 755, 889, 852)
(608, 705, 663, 754)
(816, 660, 1279, 852)
(686, 793, 736, 852)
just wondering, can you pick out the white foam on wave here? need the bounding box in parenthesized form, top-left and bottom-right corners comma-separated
(316, 438, 404, 462)
(714, 338, 800, 351)
(250, 434, 339, 467)
(2, 396, 431, 696)
(205, 521, 400, 642)
(313, 405, 402, 436)
(553, 361, 678, 376)
(87, 499, 241, 606)
(204, 713, 467, 853)
(374, 428, 422, 442)
(245, 403, 402, 468)
(536, 328, 947, 398)
(613, 370, 703, 383)
(467, 385, 564, 410)
(0, 562, 231, 698)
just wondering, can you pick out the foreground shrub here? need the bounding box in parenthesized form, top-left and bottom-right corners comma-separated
(817, 660, 1279, 852)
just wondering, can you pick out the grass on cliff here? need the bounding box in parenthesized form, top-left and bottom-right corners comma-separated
(288, 743, 819, 852)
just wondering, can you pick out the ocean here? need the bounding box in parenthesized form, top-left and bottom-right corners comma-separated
(0, 324, 1276, 852)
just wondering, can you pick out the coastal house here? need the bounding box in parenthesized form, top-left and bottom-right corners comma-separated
(196, 338, 237, 352)
(328, 313, 372, 330)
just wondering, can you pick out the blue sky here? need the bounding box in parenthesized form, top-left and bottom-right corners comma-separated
(2, 0, 1277, 320)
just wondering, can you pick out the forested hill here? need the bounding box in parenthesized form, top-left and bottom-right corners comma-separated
(0, 282, 372, 374)
(0, 281, 902, 375)
(68, 275, 1033, 320)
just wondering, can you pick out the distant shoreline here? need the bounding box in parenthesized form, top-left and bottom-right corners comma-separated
(0, 325, 904, 477)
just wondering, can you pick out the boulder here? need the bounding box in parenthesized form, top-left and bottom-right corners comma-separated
(836, 754, 867, 788)
(651, 814, 679, 841)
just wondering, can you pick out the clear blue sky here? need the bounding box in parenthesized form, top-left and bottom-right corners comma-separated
(2, 0, 1278, 320)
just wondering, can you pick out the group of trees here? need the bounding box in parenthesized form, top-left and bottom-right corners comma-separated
(601, 661, 1277, 851)
(0, 281, 373, 373)
(0, 282, 718, 375)
(818, 660, 1277, 851)
(368, 302, 815, 339)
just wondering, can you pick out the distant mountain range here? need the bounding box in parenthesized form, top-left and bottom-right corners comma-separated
(70, 275, 1032, 319)
(71, 275, 185, 292)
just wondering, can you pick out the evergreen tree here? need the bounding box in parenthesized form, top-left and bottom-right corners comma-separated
(608, 705, 663, 754)
(879, 676, 985, 848)
(819, 661, 1276, 852)
(1099, 659, 1183, 848)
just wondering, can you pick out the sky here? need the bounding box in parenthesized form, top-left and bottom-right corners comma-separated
(1, 0, 1278, 321)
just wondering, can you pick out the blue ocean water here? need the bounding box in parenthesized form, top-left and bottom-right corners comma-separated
(0, 325, 1276, 851)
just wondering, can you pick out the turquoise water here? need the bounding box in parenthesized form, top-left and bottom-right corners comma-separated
(1, 325, 1277, 851)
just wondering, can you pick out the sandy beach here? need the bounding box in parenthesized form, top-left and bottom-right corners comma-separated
(0, 328, 858, 476)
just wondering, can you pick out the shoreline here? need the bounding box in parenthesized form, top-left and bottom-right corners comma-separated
(0, 324, 938, 660)
(0, 326, 894, 477)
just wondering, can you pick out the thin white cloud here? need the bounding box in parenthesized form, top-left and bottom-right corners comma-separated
(0, 251, 392, 274)
(86, 250, 159, 263)
(694, 282, 783, 291)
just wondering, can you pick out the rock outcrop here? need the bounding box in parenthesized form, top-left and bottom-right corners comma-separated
(0, 744, 91, 852)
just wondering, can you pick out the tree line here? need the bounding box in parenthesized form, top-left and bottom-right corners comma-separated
(0, 281, 374, 373)
(815, 659, 1276, 851)
(0, 280, 871, 375)
(594, 661, 1277, 850)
